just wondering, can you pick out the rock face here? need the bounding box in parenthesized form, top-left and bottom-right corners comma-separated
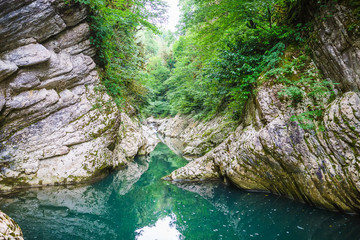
(311, 4, 360, 91)
(0, 210, 23, 239)
(164, 3, 360, 213)
(0, 0, 157, 192)
(147, 114, 235, 160)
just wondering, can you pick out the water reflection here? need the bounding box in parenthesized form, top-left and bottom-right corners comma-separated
(157, 135, 186, 158)
(174, 182, 360, 240)
(135, 213, 183, 240)
(113, 156, 150, 196)
(0, 143, 359, 240)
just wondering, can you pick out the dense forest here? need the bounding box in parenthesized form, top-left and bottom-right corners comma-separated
(78, 0, 360, 128)
(2, 0, 360, 237)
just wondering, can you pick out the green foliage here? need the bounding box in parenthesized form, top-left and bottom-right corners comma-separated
(72, 0, 166, 111)
(155, 0, 308, 120)
(204, 33, 291, 118)
(145, 100, 171, 116)
(268, 52, 336, 130)
(77, 0, 340, 129)
(140, 0, 336, 130)
(137, 30, 160, 58)
(290, 110, 324, 130)
(139, 31, 176, 117)
(278, 86, 304, 104)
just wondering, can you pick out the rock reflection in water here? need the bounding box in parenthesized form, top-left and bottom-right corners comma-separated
(112, 156, 150, 196)
(174, 181, 360, 240)
(159, 136, 186, 157)
(0, 156, 152, 239)
(0, 143, 360, 240)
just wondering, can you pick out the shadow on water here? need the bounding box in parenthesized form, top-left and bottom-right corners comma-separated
(0, 143, 360, 240)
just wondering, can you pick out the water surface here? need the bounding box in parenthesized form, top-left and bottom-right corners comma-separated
(1, 143, 360, 239)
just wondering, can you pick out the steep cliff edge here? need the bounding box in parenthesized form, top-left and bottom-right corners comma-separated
(0, 0, 157, 192)
(163, 3, 360, 213)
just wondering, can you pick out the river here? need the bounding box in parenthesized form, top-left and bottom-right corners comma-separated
(1, 143, 360, 239)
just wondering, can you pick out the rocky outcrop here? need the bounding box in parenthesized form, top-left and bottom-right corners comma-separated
(166, 89, 360, 212)
(147, 114, 235, 160)
(164, 3, 360, 213)
(114, 113, 159, 165)
(0, 0, 157, 192)
(0, 210, 23, 239)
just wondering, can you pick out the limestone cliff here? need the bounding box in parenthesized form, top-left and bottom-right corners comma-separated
(162, 3, 360, 213)
(0, 0, 157, 192)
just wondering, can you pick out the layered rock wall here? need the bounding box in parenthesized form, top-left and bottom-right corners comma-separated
(0, 0, 157, 192)
(164, 3, 360, 213)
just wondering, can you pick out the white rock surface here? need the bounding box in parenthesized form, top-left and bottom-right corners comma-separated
(1, 44, 51, 67)
(0, 0, 157, 193)
(165, 90, 360, 212)
(0, 210, 23, 240)
(0, 60, 18, 82)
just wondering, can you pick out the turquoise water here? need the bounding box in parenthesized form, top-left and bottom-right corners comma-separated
(1, 143, 360, 240)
